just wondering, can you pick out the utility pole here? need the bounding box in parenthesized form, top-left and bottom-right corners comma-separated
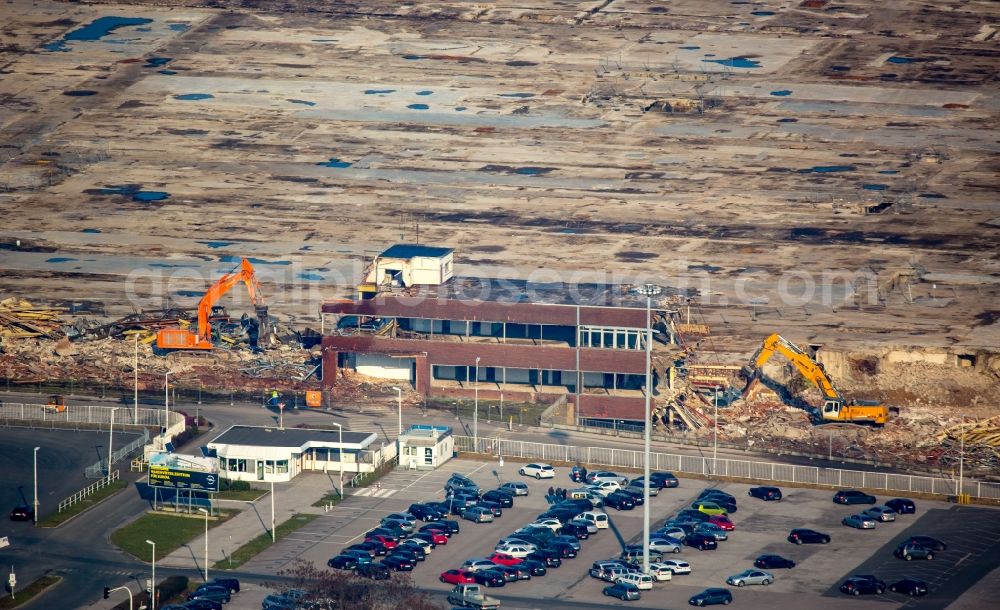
(108, 408, 118, 482)
(636, 283, 661, 576)
(134, 334, 139, 424)
(474, 357, 481, 450)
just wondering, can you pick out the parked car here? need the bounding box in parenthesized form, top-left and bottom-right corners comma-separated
(422, 520, 458, 536)
(366, 534, 398, 549)
(408, 503, 445, 521)
(383, 512, 417, 525)
(388, 545, 424, 562)
(569, 518, 598, 534)
(476, 500, 503, 518)
(625, 481, 659, 497)
(787, 528, 830, 544)
(494, 543, 535, 558)
(488, 552, 523, 566)
(676, 509, 712, 523)
(684, 533, 718, 550)
(347, 541, 387, 557)
(381, 554, 414, 572)
(588, 471, 629, 486)
(587, 481, 623, 497)
(445, 473, 480, 494)
(519, 463, 555, 479)
(842, 514, 877, 529)
(546, 541, 578, 558)
(894, 543, 935, 560)
(840, 576, 885, 596)
(616, 572, 654, 590)
(187, 586, 231, 605)
(656, 525, 690, 541)
(748, 486, 782, 501)
(499, 481, 529, 496)
(590, 560, 629, 582)
(400, 537, 433, 555)
(424, 501, 452, 518)
(605, 492, 636, 510)
(184, 600, 223, 610)
(414, 530, 447, 547)
(365, 527, 401, 542)
(656, 559, 691, 575)
(621, 547, 664, 563)
(648, 563, 675, 581)
(603, 582, 641, 601)
(528, 518, 563, 532)
(462, 506, 495, 523)
(707, 515, 734, 531)
(650, 471, 680, 488)
(904, 535, 946, 551)
(885, 498, 917, 514)
(560, 522, 590, 539)
(450, 494, 479, 513)
(526, 549, 562, 567)
(462, 558, 500, 573)
(688, 588, 733, 606)
(698, 489, 736, 504)
(833, 489, 877, 505)
(473, 569, 506, 587)
(382, 518, 415, 534)
(863, 505, 897, 522)
(695, 522, 729, 541)
(482, 490, 514, 507)
(618, 487, 646, 505)
(439, 568, 478, 584)
(204, 578, 239, 594)
(551, 535, 582, 552)
(8, 505, 33, 522)
(326, 555, 360, 570)
(356, 563, 390, 580)
(520, 558, 547, 576)
(755, 554, 795, 569)
(492, 565, 521, 583)
(647, 537, 683, 553)
(726, 569, 774, 587)
(696, 496, 737, 513)
(575, 511, 609, 530)
(889, 578, 928, 596)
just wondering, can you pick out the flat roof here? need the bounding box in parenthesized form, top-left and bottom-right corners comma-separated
(208, 425, 376, 449)
(380, 244, 454, 259)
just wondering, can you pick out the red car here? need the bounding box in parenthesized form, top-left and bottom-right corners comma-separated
(488, 552, 524, 567)
(422, 529, 449, 545)
(439, 569, 477, 585)
(708, 515, 735, 531)
(365, 534, 398, 549)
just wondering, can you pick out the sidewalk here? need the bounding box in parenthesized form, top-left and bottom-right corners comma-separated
(157, 472, 336, 572)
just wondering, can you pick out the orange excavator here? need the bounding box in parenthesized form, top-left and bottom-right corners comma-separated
(156, 257, 270, 350)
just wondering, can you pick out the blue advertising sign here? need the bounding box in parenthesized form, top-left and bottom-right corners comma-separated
(148, 453, 220, 492)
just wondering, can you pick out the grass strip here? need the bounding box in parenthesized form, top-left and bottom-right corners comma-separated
(215, 513, 319, 570)
(0, 575, 61, 609)
(111, 513, 226, 562)
(38, 480, 127, 527)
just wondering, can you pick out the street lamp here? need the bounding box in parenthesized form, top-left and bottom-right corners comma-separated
(330, 422, 344, 499)
(392, 386, 403, 437)
(32, 446, 40, 526)
(163, 370, 173, 443)
(713, 385, 721, 476)
(197, 508, 209, 582)
(134, 334, 139, 424)
(145, 539, 156, 610)
(474, 356, 481, 450)
(958, 415, 965, 499)
(108, 407, 119, 482)
(636, 282, 661, 576)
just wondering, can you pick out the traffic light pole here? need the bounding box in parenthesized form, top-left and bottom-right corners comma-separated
(104, 585, 133, 610)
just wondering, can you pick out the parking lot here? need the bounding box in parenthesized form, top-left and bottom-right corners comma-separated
(231, 458, 999, 609)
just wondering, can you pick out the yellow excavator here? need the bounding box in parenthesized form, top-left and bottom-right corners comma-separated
(744, 333, 890, 426)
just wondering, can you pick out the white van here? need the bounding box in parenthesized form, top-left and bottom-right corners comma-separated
(616, 572, 654, 590)
(576, 511, 609, 529)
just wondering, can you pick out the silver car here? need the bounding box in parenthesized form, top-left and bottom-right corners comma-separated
(462, 506, 495, 523)
(648, 537, 683, 553)
(862, 505, 897, 522)
(726, 569, 774, 587)
(842, 514, 877, 529)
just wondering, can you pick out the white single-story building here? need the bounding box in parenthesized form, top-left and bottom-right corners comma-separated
(398, 424, 454, 471)
(363, 244, 454, 288)
(207, 425, 382, 483)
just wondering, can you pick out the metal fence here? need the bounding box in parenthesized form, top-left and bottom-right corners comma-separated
(455, 435, 1000, 501)
(84, 429, 151, 478)
(57, 470, 120, 512)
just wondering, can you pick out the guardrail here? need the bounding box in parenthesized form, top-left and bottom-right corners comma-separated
(85, 429, 150, 478)
(57, 470, 120, 512)
(455, 435, 1000, 501)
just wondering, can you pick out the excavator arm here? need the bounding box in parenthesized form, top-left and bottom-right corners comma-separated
(156, 258, 269, 350)
(751, 333, 841, 402)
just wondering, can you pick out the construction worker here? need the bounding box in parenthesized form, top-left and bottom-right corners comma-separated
(270, 389, 279, 407)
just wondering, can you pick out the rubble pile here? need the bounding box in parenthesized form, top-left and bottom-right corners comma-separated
(0, 297, 64, 340)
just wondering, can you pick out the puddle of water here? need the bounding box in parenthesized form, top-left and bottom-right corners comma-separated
(407, 103, 429, 110)
(287, 99, 316, 106)
(515, 167, 552, 175)
(751, 11, 776, 16)
(133, 191, 169, 201)
(862, 184, 888, 191)
(46, 257, 77, 263)
(416, 90, 434, 96)
(830, 65, 851, 72)
(144, 57, 172, 67)
(364, 89, 395, 95)
(158, 70, 177, 75)
(44, 16, 154, 52)
(169, 23, 189, 32)
(799, 165, 856, 173)
(312, 38, 337, 43)
(219, 255, 291, 266)
(887, 56, 919, 64)
(198, 241, 234, 249)
(174, 93, 214, 100)
(679, 46, 700, 50)
(403, 55, 425, 60)
(317, 158, 352, 168)
(63, 90, 98, 96)
(455, 107, 467, 112)
(80, 228, 102, 234)
(94, 185, 139, 196)
(920, 192, 947, 199)
(150, 263, 198, 269)
(298, 272, 325, 281)
(777, 118, 798, 123)
(704, 57, 761, 68)
(689, 264, 723, 273)
(770, 90, 792, 96)
(499, 93, 535, 98)
(878, 170, 899, 175)
(177, 290, 202, 297)
(506, 60, 537, 67)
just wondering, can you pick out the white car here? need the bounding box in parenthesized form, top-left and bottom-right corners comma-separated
(494, 543, 535, 558)
(588, 471, 629, 486)
(400, 538, 432, 554)
(519, 463, 555, 479)
(655, 559, 691, 575)
(528, 518, 563, 532)
(382, 512, 416, 524)
(615, 571, 654, 590)
(462, 558, 499, 572)
(648, 563, 676, 582)
(587, 481, 621, 497)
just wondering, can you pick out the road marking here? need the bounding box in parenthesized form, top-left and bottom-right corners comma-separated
(954, 552, 971, 567)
